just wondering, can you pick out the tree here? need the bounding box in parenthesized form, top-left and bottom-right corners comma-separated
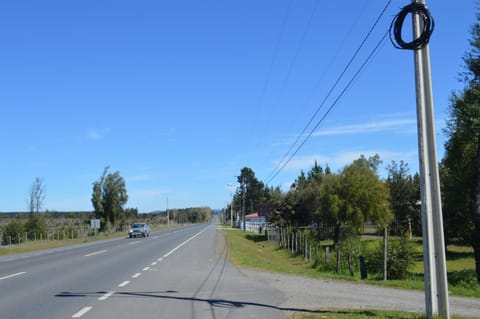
(232, 167, 266, 230)
(91, 166, 128, 231)
(385, 161, 421, 237)
(28, 177, 46, 219)
(325, 155, 393, 273)
(442, 11, 480, 282)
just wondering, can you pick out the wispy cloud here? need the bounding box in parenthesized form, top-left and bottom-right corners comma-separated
(86, 128, 111, 140)
(313, 118, 416, 137)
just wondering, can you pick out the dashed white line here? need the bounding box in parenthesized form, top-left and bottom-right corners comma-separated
(0, 272, 26, 281)
(151, 261, 157, 266)
(143, 267, 150, 271)
(132, 273, 141, 278)
(118, 281, 130, 287)
(98, 291, 114, 301)
(84, 250, 107, 257)
(128, 241, 141, 245)
(157, 257, 164, 262)
(72, 306, 93, 318)
(152, 235, 159, 239)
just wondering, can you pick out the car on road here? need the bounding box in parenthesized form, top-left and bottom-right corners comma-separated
(128, 223, 150, 238)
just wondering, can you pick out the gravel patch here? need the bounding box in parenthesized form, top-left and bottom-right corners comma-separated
(238, 267, 480, 318)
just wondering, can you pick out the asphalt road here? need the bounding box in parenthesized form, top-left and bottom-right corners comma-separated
(0, 224, 285, 319)
(2, 223, 478, 318)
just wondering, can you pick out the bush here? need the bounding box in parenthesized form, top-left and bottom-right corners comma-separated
(366, 238, 415, 280)
(25, 217, 48, 240)
(1, 220, 25, 245)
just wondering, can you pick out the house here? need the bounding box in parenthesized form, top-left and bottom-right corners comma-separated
(244, 212, 266, 232)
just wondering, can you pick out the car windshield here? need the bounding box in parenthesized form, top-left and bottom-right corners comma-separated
(131, 224, 144, 228)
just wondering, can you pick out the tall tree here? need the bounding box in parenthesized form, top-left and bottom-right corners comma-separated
(28, 177, 46, 219)
(385, 161, 421, 237)
(442, 11, 480, 282)
(92, 166, 128, 230)
(235, 167, 265, 215)
(326, 155, 392, 273)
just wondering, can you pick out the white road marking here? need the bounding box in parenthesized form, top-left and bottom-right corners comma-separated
(152, 235, 159, 239)
(163, 227, 209, 258)
(128, 241, 141, 245)
(98, 291, 114, 301)
(151, 261, 157, 266)
(118, 281, 130, 287)
(84, 250, 107, 257)
(132, 273, 141, 278)
(0, 272, 26, 281)
(157, 257, 164, 262)
(72, 306, 93, 318)
(143, 267, 150, 271)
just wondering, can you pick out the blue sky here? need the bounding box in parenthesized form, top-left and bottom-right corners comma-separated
(0, 1, 476, 212)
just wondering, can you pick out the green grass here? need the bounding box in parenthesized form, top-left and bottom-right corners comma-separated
(288, 309, 435, 319)
(222, 228, 480, 299)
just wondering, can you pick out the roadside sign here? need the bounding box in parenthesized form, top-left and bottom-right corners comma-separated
(90, 219, 101, 229)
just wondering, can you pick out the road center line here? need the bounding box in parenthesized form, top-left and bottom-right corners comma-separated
(151, 261, 157, 266)
(132, 273, 141, 278)
(157, 257, 164, 262)
(98, 291, 114, 301)
(0, 272, 26, 281)
(118, 281, 130, 287)
(163, 226, 209, 258)
(72, 306, 93, 318)
(128, 241, 141, 245)
(143, 266, 150, 271)
(84, 250, 107, 257)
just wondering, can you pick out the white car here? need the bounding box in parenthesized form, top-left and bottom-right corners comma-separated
(128, 223, 150, 238)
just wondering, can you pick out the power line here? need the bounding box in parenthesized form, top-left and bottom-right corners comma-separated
(251, 0, 293, 127)
(265, 0, 392, 185)
(266, 29, 390, 185)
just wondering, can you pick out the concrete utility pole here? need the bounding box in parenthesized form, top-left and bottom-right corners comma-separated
(411, 1, 450, 318)
(242, 176, 246, 231)
(227, 183, 235, 228)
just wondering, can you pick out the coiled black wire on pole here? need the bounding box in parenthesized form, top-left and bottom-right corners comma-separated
(390, 1, 434, 50)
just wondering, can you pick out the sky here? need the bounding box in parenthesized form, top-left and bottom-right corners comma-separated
(0, 0, 477, 213)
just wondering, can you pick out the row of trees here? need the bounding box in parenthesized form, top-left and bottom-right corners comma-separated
(229, 156, 418, 275)
(231, 157, 419, 236)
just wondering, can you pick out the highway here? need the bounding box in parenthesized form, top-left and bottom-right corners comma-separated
(0, 223, 285, 319)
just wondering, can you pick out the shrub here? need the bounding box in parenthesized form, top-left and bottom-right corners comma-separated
(366, 238, 415, 280)
(25, 217, 48, 240)
(1, 220, 25, 245)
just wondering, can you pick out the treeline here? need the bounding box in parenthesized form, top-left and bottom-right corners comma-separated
(169, 207, 212, 224)
(230, 156, 419, 238)
(228, 155, 419, 278)
(0, 207, 212, 246)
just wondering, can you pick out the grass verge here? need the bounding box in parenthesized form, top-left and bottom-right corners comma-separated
(222, 227, 477, 319)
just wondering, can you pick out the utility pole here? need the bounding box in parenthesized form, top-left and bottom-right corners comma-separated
(227, 183, 235, 228)
(410, 1, 450, 318)
(242, 176, 246, 231)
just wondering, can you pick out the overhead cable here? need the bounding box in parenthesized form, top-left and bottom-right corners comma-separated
(265, 0, 393, 184)
(266, 30, 390, 185)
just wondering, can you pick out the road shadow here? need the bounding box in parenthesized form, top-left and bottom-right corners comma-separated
(55, 290, 337, 314)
